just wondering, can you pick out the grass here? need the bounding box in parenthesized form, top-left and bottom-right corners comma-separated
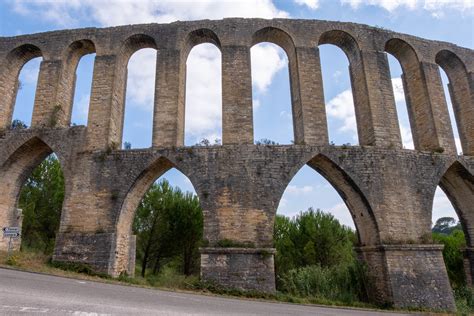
(1, 249, 467, 314)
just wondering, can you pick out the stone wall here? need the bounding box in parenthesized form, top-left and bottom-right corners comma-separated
(0, 19, 473, 312)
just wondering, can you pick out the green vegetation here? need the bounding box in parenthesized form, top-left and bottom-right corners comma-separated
(133, 180, 203, 277)
(19, 155, 64, 254)
(274, 209, 368, 304)
(432, 217, 473, 313)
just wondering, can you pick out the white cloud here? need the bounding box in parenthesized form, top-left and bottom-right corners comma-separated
(286, 185, 314, 195)
(253, 99, 262, 110)
(294, 0, 320, 10)
(432, 187, 458, 224)
(125, 49, 157, 111)
(251, 44, 287, 93)
(185, 44, 222, 141)
(326, 88, 358, 136)
(332, 70, 342, 82)
(71, 93, 90, 125)
(10, 1, 289, 143)
(328, 202, 355, 229)
(341, 0, 473, 17)
(11, 0, 289, 27)
(19, 58, 41, 85)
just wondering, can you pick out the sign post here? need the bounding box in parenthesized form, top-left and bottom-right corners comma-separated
(2, 227, 21, 258)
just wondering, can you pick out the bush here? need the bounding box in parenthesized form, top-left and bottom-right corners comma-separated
(454, 286, 474, 314)
(277, 262, 368, 304)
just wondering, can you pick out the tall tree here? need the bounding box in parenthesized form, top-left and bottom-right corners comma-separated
(19, 155, 64, 254)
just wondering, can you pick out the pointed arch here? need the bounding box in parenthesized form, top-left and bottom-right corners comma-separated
(113, 155, 199, 275)
(278, 153, 380, 246)
(0, 136, 66, 251)
(437, 161, 474, 246)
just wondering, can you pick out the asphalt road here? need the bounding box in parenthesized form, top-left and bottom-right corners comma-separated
(0, 268, 412, 315)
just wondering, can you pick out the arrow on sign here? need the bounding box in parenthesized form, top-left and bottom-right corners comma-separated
(3, 232, 20, 238)
(3, 227, 20, 233)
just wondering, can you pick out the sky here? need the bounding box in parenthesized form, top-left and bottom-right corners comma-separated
(1, 0, 472, 229)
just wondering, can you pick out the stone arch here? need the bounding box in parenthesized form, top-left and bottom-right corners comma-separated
(318, 30, 360, 63)
(183, 28, 221, 58)
(435, 50, 473, 155)
(119, 34, 158, 148)
(318, 30, 372, 146)
(278, 152, 380, 246)
(119, 34, 158, 63)
(0, 136, 66, 251)
(0, 44, 43, 130)
(57, 39, 97, 126)
(385, 38, 436, 151)
(112, 155, 199, 275)
(181, 29, 222, 145)
(436, 160, 474, 246)
(251, 27, 296, 143)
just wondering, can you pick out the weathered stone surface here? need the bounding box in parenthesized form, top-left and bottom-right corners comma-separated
(0, 19, 472, 312)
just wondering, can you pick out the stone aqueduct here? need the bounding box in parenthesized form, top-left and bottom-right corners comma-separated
(0, 18, 472, 310)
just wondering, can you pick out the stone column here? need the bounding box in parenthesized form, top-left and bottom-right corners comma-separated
(419, 62, 456, 154)
(221, 45, 253, 145)
(464, 247, 474, 286)
(291, 46, 328, 145)
(86, 55, 126, 151)
(0, 67, 19, 130)
(153, 49, 185, 148)
(349, 50, 402, 147)
(0, 208, 23, 252)
(30, 60, 64, 128)
(357, 244, 455, 311)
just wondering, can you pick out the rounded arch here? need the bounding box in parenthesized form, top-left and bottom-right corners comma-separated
(183, 28, 221, 59)
(5, 43, 43, 69)
(278, 153, 380, 246)
(318, 30, 360, 63)
(59, 39, 97, 126)
(251, 27, 296, 60)
(385, 38, 436, 151)
(385, 38, 420, 73)
(120, 34, 158, 64)
(437, 160, 474, 247)
(63, 39, 96, 66)
(435, 49, 473, 155)
(251, 27, 296, 144)
(0, 44, 43, 129)
(113, 155, 200, 274)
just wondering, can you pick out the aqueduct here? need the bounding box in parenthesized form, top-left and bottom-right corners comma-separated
(0, 18, 473, 311)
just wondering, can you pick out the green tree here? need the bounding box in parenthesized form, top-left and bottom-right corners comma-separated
(133, 179, 203, 277)
(433, 228, 466, 287)
(18, 154, 64, 254)
(432, 217, 461, 235)
(11, 119, 28, 129)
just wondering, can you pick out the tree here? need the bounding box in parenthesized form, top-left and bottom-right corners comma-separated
(18, 155, 64, 254)
(255, 138, 279, 145)
(433, 228, 466, 287)
(133, 179, 203, 277)
(432, 217, 460, 235)
(274, 208, 356, 277)
(124, 141, 132, 150)
(11, 119, 28, 129)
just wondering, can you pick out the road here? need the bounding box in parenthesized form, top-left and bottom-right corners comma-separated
(0, 268, 412, 315)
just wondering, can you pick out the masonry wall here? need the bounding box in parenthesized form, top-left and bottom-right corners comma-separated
(0, 19, 473, 312)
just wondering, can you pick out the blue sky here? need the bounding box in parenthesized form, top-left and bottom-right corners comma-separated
(1, 0, 472, 228)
